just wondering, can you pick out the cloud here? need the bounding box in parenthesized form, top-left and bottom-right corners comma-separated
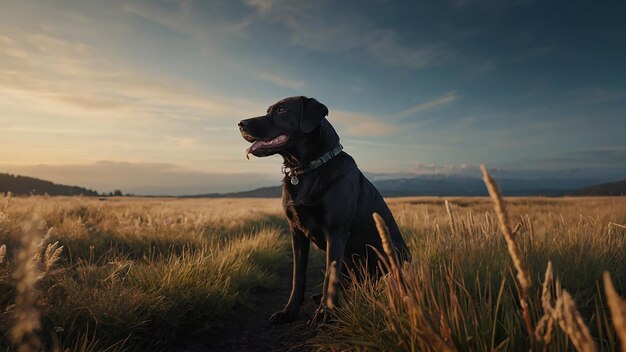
(372, 158, 626, 182)
(342, 138, 423, 148)
(535, 148, 626, 167)
(122, 1, 201, 38)
(365, 30, 450, 70)
(578, 89, 626, 105)
(0, 126, 103, 135)
(466, 59, 496, 78)
(330, 110, 398, 137)
(396, 91, 459, 118)
(0, 28, 270, 168)
(122, 1, 253, 40)
(410, 162, 480, 175)
(0, 32, 259, 122)
(256, 71, 305, 89)
(164, 136, 199, 148)
(302, 91, 459, 138)
(243, 0, 451, 70)
(244, 0, 278, 13)
(449, 0, 530, 10)
(508, 46, 556, 63)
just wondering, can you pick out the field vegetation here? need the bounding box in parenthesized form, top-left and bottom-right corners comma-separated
(0, 196, 289, 350)
(0, 181, 625, 351)
(314, 170, 626, 351)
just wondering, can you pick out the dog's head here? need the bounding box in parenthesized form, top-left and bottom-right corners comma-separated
(239, 96, 329, 158)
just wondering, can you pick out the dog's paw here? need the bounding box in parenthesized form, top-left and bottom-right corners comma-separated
(307, 306, 335, 327)
(269, 309, 298, 325)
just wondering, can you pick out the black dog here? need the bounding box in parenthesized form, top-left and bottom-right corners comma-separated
(239, 96, 411, 325)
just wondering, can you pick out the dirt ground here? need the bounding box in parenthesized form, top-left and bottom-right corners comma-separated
(176, 253, 326, 352)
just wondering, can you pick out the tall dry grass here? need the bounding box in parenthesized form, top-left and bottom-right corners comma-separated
(604, 272, 626, 352)
(0, 195, 290, 350)
(10, 219, 43, 352)
(481, 165, 534, 340)
(315, 171, 625, 351)
(0, 191, 624, 351)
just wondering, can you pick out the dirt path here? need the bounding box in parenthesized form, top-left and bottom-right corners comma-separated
(182, 252, 326, 352)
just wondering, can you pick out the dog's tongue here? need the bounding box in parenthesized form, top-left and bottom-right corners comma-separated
(246, 140, 266, 156)
(245, 135, 287, 159)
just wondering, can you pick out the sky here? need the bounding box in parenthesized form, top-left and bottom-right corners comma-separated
(1, 0, 625, 194)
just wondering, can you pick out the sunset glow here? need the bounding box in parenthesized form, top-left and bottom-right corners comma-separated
(1, 0, 625, 194)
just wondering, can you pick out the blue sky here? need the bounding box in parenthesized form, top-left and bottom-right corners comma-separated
(1, 0, 625, 194)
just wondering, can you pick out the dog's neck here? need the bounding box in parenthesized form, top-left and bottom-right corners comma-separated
(280, 119, 340, 169)
(280, 140, 321, 169)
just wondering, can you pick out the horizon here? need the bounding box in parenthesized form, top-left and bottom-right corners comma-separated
(1, 0, 625, 195)
(0, 165, 621, 196)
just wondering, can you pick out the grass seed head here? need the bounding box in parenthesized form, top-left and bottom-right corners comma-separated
(555, 290, 597, 352)
(43, 241, 63, 275)
(372, 212, 401, 282)
(603, 272, 626, 352)
(10, 218, 43, 352)
(480, 165, 531, 291)
(445, 199, 457, 236)
(0, 244, 6, 264)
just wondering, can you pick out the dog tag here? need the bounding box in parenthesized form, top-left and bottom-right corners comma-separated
(290, 176, 299, 185)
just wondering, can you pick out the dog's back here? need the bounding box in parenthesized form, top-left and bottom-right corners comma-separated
(344, 168, 411, 272)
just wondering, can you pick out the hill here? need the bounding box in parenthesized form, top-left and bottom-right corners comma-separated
(185, 186, 283, 198)
(577, 180, 626, 196)
(2, 172, 622, 198)
(373, 175, 602, 197)
(0, 173, 99, 196)
(185, 175, 606, 198)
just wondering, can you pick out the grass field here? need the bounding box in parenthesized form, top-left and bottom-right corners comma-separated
(0, 192, 625, 351)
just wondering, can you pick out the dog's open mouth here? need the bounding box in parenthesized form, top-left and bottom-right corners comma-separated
(245, 134, 289, 159)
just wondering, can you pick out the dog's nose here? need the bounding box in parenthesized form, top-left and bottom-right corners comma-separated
(238, 120, 247, 130)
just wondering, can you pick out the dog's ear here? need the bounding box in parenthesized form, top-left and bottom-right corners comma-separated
(300, 97, 328, 133)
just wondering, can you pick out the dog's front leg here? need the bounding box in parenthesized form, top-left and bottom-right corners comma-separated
(308, 230, 346, 326)
(269, 228, 309, 324)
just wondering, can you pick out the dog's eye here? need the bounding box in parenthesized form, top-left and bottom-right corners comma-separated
(277, 107, 287, 113)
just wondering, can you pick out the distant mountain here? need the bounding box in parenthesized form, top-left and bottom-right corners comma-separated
(185, 186, 282, 198)
(577, 180, 626, 196)
(0, 173, 99, 196)
(374, 175, 602, 197)
(184, 175, 610, 198)
(3, 171, 622, 198)
(372, 175, 484, 196)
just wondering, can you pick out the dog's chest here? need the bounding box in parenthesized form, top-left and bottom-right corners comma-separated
(285, 204, 325, 248)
